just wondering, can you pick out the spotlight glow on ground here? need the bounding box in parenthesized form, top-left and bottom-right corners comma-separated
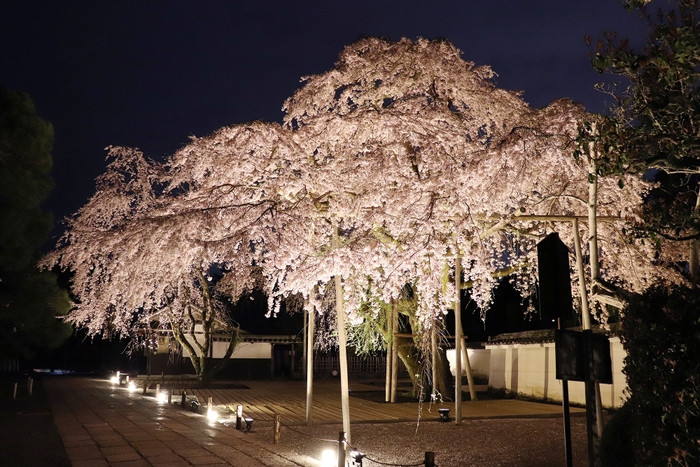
(156, 392, 167, 403)
(128, 381, 136, 392)
(207, 408, 218, 423)
(320, 449, 336, 467)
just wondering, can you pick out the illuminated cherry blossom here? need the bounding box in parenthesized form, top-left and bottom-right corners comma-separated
(44, 37, 683, 368)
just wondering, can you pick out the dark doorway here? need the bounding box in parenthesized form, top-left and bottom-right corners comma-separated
(272, 344, 292, 377)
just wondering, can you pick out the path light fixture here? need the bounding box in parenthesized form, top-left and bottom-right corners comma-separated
(243, 417, 254, 432)
(112, 371, 129, 385)
(349, 450, 365, 467)
(438, 407, 450, 422)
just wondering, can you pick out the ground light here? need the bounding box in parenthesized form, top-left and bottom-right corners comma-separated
(156, 391, 167, 404)
(348, 450, 365, 467)
(438, 407, 451, 422)
(320, 449, 337, 467)
(243, 417, 254, 432)
(128, 381, 136, 392)
(207, 407, 219, 423)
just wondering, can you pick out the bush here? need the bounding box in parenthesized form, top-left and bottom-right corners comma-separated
(620, 286, 700, 466)
(600, 402, 636, 467)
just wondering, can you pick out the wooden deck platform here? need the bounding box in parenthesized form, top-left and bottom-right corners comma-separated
(135, 378, 582, 426)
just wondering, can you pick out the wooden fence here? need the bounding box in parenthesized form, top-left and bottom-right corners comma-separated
(312, 353, 407, 377)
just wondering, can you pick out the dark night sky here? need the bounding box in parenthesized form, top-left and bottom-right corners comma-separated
(1, 1, 648, 246)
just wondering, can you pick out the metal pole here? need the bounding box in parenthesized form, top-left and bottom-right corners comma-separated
(558, 318, 573, 467)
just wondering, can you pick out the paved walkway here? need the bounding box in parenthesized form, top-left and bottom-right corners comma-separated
(45, 377, 581, 466)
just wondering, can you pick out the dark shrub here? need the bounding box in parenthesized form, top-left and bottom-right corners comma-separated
(600, 402, 636, 467)
(621, 286, 700, 466)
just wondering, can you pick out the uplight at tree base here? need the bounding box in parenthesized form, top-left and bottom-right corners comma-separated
(320, 449, 336, 467)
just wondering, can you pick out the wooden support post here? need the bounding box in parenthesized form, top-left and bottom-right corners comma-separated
(181, 390, 187, 408)
(28, 377, 33, 397)
(425, 451, 435, 467)
(13, 383, 17, 399)
(167, 389, 172, 404)
(431, 318, 437, 400)
(336, 273, 351, 443)
(385, 305, 392, 403)
(156, 383, 160, 398)
(302, 305, 308, 378)
(273, 413, 280, 444)
(306, 301, 315, 426)
(390, 301, 399, 404)
(337, 431, 346, 467)
(454, 256, 462, 424)
(455, 309, 477, 402)
(572, 218, 601, 467)
(236, 405, 243, 430)
(208, 397, 213, 412)
(334, 223, 351, 445)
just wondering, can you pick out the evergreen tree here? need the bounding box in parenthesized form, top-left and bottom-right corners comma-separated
(587, 0, 700, 282)
(0, 87, 71, 361)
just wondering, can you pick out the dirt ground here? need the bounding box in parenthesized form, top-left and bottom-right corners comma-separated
(248, 415, 590, 467)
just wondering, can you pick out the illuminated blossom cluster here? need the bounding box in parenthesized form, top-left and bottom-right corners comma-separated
(44, 37, 681, 345)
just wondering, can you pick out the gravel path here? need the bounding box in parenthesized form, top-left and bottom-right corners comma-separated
(248, 416, 590, 467)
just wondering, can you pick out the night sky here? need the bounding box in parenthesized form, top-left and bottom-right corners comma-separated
(1, 1, 648, 246)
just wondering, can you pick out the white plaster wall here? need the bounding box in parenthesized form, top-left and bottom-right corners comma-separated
(446, 349, 491, 380)
(485, 338, 627, 408)
(182, 335, 271, 359)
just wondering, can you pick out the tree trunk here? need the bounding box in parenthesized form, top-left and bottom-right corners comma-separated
(396, 336, 422, 398)
(171, 320, 240, 386)
(431, 345, 452, 400)
(690, 189, 700, 284)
